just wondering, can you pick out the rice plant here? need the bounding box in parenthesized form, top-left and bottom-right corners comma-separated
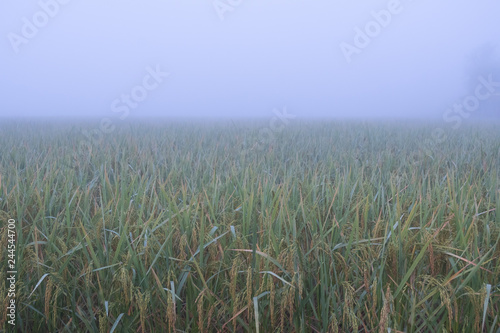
(0, 119, 499, 332)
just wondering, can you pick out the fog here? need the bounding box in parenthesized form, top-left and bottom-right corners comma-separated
(1, 0, 499, 120)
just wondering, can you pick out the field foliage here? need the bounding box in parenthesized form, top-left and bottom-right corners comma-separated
(0, 120, 499, 332)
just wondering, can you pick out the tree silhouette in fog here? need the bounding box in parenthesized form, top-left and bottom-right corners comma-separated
(465, 43, 500, 118)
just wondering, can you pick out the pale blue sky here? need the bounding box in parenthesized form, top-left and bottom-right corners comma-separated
(1, 1, 499, 119)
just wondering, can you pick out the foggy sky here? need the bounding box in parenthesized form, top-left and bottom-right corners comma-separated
(1, 1, 499, 119)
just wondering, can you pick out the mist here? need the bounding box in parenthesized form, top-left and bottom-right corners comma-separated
(1, 0, 499, 120)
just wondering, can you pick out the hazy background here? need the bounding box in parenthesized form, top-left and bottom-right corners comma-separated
(1, 0, 499, 120)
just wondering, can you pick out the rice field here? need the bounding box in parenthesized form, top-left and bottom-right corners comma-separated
(0, 119, 499, 332)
